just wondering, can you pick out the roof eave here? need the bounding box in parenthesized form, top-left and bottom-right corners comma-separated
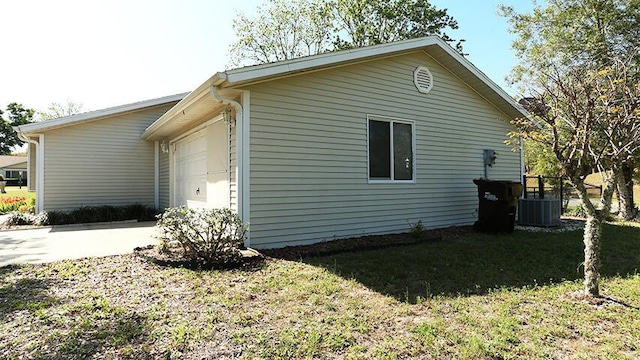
(221, 37, 442, 87)
(142, 36, 530, 139)
(141, 75, 227, 140)
(17, 93, 187, 134)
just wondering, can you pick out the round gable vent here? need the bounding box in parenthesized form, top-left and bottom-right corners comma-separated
(413, 66, 433, 94)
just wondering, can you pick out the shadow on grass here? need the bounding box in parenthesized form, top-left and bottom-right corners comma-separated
(0, 265, 58, 322)
(1, 265, 152, 359)
(303, 223, 640, 303)
(41, 310, 151, 359)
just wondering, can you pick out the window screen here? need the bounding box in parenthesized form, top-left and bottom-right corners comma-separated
(368, 118, 414, 181)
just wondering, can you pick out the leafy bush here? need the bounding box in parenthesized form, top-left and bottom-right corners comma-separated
(156, 207, 248, 265)
(409, 220, 425, 238)
(3, 204, 161, 227)
(49, 204, 160, 225)
(45, 210, 71, 225)
(122, 203, 159, 222)
(5, 211, 48, 226)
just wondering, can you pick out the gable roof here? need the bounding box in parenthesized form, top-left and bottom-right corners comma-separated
(0, 155, 27, 169)
(17, 93, 187, 134)
(142, 36, 529, 139)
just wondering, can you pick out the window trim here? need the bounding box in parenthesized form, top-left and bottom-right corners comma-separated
(366, 114, 416, 184)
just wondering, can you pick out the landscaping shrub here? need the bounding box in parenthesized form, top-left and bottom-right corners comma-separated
(2, 204, 161, 227)
(122, 203, 158, 221)
(5, 211, 48, 226)
(45, 210, 71, 225)
(156, 207, 248, 265)
(409, 220, 425, 238)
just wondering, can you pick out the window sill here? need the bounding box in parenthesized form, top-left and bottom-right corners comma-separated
(368, 179, 416, 184)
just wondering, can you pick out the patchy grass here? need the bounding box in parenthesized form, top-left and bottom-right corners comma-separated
(1, 223, 639, 359)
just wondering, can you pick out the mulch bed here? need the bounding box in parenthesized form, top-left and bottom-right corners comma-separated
(133, 245, 265, 271)
(133, 226, 475, 268)
(260, 226, 474, 260)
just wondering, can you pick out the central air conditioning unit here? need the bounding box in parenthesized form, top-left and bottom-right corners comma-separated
(518, 198, 562, 227)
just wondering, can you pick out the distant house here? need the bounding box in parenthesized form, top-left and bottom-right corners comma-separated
(0, 155, 28, 185)
(17, 36, 528, 249)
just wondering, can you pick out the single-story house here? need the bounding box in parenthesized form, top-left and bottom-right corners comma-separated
(17, 36, 528, 249)
(0, 155, 28, 184)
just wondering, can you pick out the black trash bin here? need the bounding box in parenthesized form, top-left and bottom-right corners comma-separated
(473, 179, 523, 233)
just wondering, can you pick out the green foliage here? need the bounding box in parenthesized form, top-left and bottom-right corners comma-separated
(333, 0, 462, 51)
(0, 103, 35, 154)
(229, 0, 462, 67)
(409, 220, 425, 238)
(5, 211, 48, 226)
(499, 0, 640, 85)
(4, 204, 160, 226)
(36, 101, 84, 121)
(524, 140, 561, 176)
(155, 207, 248, 264)
(501, 0, 640, 297)
(229, 0, 334, 66)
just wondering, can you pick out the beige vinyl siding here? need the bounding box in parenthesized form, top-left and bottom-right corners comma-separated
(42, 104, 175, 211)
(246, 51, 520, 248)
(159, 145, 170, 209)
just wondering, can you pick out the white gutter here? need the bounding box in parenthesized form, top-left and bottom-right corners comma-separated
(210, 86, 250, 248)
(17, 131, 44, 213)
(210, 86, 242, 121)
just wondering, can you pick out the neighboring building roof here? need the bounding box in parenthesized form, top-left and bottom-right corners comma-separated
(0, 155, 27, 169)
(143, 36, 529, 139)
(17, 93, 188, 134)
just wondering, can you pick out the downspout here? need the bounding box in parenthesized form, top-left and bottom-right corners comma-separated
(209, 86, 250, 247)
(210, 86, 242, 123)
(17, 131, 42, 212)
(154, 141, 160, 209)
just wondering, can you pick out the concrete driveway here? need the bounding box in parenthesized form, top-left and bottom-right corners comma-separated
(0, 221, 158, 267)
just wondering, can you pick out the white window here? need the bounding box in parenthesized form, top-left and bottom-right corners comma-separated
(367, 115, 415, 182)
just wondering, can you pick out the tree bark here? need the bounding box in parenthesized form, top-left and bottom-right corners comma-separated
(574, 177, 611, 297)
(616, 163, 636, 220)
(582, 215, 602, 296)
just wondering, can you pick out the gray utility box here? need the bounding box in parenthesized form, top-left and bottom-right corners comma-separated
(518, 198, 562, 227)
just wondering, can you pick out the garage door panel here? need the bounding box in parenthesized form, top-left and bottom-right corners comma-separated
(175, 131, 207, 207)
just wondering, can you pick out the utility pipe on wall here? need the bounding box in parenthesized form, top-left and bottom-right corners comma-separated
(209, 86, 250, 248)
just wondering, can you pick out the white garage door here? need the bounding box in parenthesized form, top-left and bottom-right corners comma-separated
(174, 130, 207, 208)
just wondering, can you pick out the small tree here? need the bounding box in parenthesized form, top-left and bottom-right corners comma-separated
(512, 60, 640, 296)
(229, 0, 334, 67)
(502, 0, 640, 297)
(595, 57, 640, 219)
(37, 101, 84, 121)
(332, 0, 463, 52)
(0, 103, 34, 154)
(229, 0, 463, 67)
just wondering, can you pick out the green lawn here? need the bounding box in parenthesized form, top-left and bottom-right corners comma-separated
(1, 223, 639, 359)
(0, 186, 35, 201)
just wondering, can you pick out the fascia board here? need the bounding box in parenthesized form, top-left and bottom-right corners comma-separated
(17, 93, 187, 134)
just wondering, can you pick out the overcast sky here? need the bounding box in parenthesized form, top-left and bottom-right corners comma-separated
(0, 0, 535, 113)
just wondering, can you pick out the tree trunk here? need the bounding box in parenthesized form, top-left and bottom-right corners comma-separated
(574, 178, 609, 297)
(616, 163, 636, 220)
(582, 215, 602, 296)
